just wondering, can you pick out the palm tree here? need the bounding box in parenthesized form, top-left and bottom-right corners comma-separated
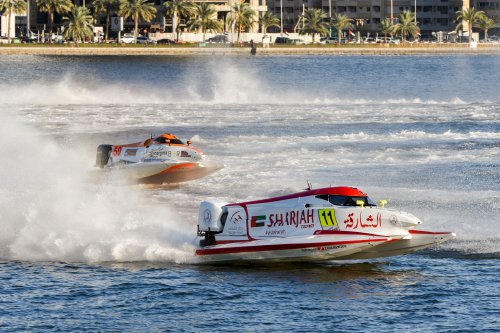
(36, 0, 73, 44)
(392, 10, 420, 42)
(92, 0, 118, 43)
(187, 2, 222, 42)
(299, 8, 329, 43)
(260, 11, 279, 38)
(476, 15, 495, 42)
(119, 0, 157, 44)
(455, 7, 485, 42)
(0, 0, 27, 44)
(331, 13, 352, 45)
(164, 0, 193, 42)
(63, 5, 94, 46)
(227, 0, 256, 43)
(380, 17, 393, 42)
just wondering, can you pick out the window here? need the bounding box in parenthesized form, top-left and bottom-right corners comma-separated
(330, 196, 377, 207)
(315, 195, 377, 207)
(155, 137, 183, 144)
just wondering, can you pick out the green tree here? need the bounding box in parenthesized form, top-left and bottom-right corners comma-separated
(260, 11, 279, 38)
(455, 7, 485, 42)
(227, 0, 256, 43)
(187, 2, 222, 42)
(330, 13, 352, 45)
(164, 0, 194, 42)
(92, 0, 118, 43)
(476, 15, 495, 42)
(299, 8, 329, 43)
(119, 0, 157, 44)
(63, 5, 94, 46)
(392, 10, 420, 42)
(0, 0, 27, 44)
(36, 0, 73, 44)
(379, 17, 393, 42)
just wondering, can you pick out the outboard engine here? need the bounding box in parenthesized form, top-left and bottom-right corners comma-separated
(198, 201, 226, 247)
(96, 144, 113, 168)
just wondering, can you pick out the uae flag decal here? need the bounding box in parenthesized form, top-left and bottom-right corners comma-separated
(251, 215, 266, 228)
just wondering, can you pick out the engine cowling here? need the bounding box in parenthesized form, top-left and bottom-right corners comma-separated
(198, 201, 226, 232)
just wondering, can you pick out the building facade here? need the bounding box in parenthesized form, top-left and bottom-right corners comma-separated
(14, 0, 267, 36)
(2, 0, 499, 39)
(266, 0, 499, 37)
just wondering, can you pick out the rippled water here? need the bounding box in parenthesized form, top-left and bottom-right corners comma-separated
(0, 55, 499, 331)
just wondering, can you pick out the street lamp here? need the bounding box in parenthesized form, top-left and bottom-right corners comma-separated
(280, 0, 283, 36)
(414, 0, 417, 24)
(390, 0, 393, 24)
(26, 0, 30, 41)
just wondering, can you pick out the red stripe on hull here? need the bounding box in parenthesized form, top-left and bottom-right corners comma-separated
(409, 230, 454, 235)
(195, 238, 388, 256)
(313, 230, 388, 237)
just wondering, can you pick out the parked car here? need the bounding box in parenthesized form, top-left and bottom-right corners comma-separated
(320, 37, 338, 44)
(119, 33, 135, 44)
(136, 36, 156, 44)
(290, 38, 308, 45)
(375, 37, 400, 44)
(206, 35, 228, 43)
(119, 35, 155, 44)
(275, 36, 292, 44)
(157, 38, 175, 44)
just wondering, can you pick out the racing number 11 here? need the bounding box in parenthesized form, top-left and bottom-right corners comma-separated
(319, 209, 338, 227)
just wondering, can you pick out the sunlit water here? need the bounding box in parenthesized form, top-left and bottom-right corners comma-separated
(0, 55, 498, 331)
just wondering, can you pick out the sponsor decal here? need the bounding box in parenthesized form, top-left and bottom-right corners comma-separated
(230, 211, 244, 224)
(267, 209, 314, 228)
(177, 151, 192, 158)
(143, 158, 167, 163)
(251, 215, 266, 228)
(147, 149, 172, 158)
(318, 209, 338, 227)
(302, 244, 347, 252)
(124, 148, 138, 156)
(344, 212, 382, 229)
(227, 210, 245, 235)
(112, 146, 122, 156)
(265, 229, 285, 236)
(203, 209, 212, 225)
(389, 215, 398, 225)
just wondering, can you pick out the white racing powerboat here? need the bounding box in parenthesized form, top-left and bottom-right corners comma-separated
(195, 186, 455, 263)
(95, 132, 222, 184)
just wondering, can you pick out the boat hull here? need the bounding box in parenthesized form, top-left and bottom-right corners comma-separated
(138, 161, 222, 184)
(195, 234, 391, 263)
(337, 230, 456, 260)
(105, 160, 223, 184)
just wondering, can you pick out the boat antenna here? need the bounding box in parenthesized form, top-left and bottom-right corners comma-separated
(306, 181, 312, 190)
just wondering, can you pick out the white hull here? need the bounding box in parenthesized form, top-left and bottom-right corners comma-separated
(195, 234, 391, 263)
(337, 230, 456, 260)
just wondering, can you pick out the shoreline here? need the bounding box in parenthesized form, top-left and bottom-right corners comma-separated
(1, 45, 500, 56)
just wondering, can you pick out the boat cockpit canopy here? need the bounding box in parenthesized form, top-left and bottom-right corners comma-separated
(316, 194, 377, 207)
(154, 133, 184, 145)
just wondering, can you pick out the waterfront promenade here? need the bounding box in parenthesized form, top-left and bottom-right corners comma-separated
(1, 44, 500, 56)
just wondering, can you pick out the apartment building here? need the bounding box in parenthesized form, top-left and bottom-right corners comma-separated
(14, 0, 267, 36)
(266, 0, 498, 37)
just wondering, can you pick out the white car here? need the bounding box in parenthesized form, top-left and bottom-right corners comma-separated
(290, 38, 308, 45)
(119, 34, 135, 43)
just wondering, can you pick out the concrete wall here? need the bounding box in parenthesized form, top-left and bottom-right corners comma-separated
(1, 14, 16, 38)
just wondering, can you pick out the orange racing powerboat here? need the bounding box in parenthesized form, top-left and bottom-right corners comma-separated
(95, 133, 222, 184)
